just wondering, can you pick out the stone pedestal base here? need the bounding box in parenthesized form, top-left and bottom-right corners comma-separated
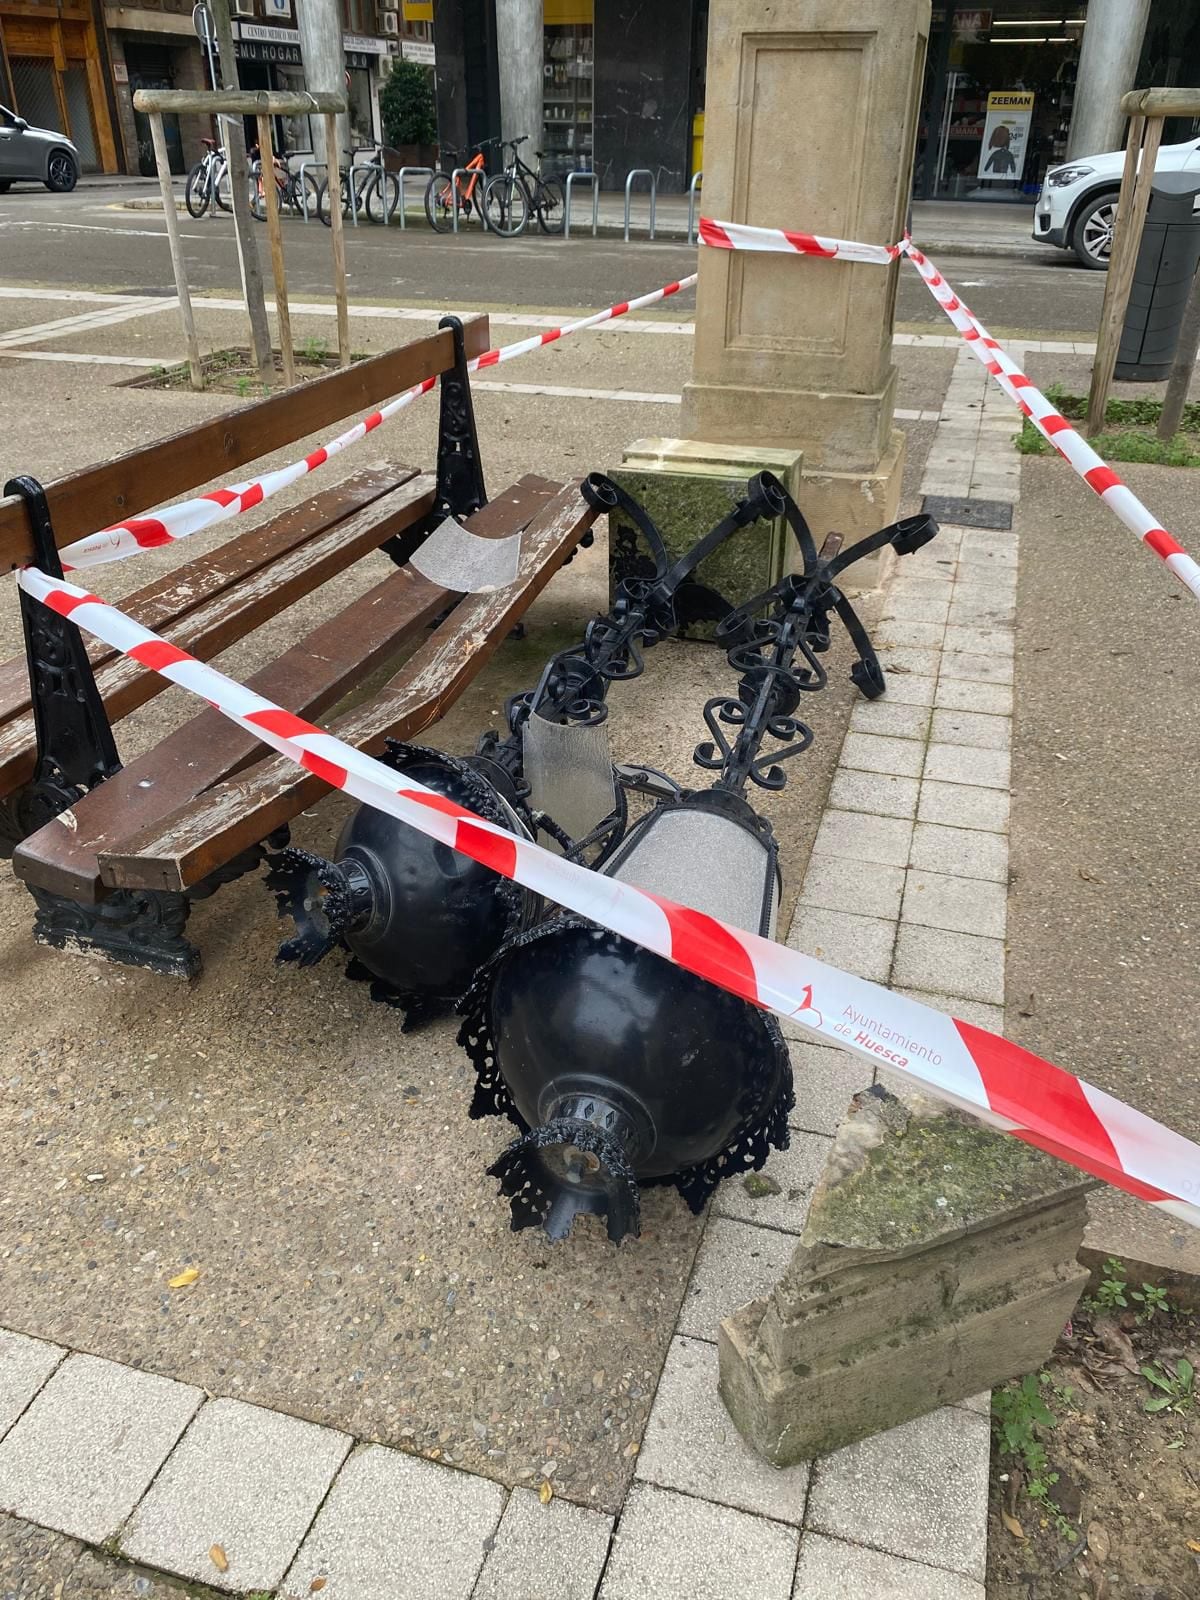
(788, 429, 906, 596)
(718, 1087, 1092, 1467)
(610, 438, 804, 636)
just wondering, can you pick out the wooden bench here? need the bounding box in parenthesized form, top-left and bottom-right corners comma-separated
(0, 315, 597, 977)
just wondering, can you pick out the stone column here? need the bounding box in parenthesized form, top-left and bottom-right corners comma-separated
(719, 1087, 1093, 1466)
(679, 0, 930, 584)
(298, 0, 349, 171)
(495, 0, 543, 153)
(1067, 0, 1152, 161)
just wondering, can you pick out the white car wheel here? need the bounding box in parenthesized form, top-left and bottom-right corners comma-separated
(1072, 192, 1119, 270)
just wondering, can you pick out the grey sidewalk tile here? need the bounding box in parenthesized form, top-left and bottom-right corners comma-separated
(848, 699, 931, 740)
(829, 769, 920, 821)
(877, 645, 942, 678)
(892, 925, 1006, 1005)
(918, 780, 1010, 834)
(923, 743, 1011, 791)
(933, 676, 1013, 717)
(789, 906, 897, 983)
(793, 1532, 985, 1599)
(122, 1397, 352, 1593)
(282, 1444, 504, 1600)
(678, 1218, 794, 1343)
(840, 732, 926, 779)
(813, 811, 913, 867)
(939, 650, 1014, 686)
(942, 627, 1013, 660)
(807, 1407, 991, 1580)
(889, 988, 1005, 1032)
(799, 855, 906, 922)
(874, 672, 937, 707)
(929, 708, 1010, 751)
(947, 593, 1015, 629)
(953, 1392, 993, 1417)
(713, 1131, 832, 1235)
(0, 1354, 202, 1544)
(0, 1330, 63, 1441)
(637, 1336, 811, 1523)
(880, 593, 950, 626)
(784, 1039, 866, 1136)
(875, 619, 946, 652)
(472, 1487, 612, 1600)
(600, 1483, 798, 1600)
(901, 870, 1008, 939)
(71, 1549, 233, 1598)
(909, 822, 1008, 883)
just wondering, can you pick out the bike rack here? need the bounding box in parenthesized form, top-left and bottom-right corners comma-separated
(297, 158, 326, 223)
(563, 170, 599, 240)
(623, 169, 657, 241)
(450, 167, 475, 235)
(396, 165, 433, 230)
(687, 169, 703, 245)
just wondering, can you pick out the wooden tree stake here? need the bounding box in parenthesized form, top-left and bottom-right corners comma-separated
(324, 112, 352, 370)
(148, 112, 204, 392)
(256, 112, 296, 388)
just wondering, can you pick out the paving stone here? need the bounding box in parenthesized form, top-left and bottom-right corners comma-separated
(122, 1398, 352, 1593)
(923, 744, 1010, 791)
(875, 671, 937, 707)
(806, 1407, 990, 1580)
(637, 1336, 811, 1522)
(876, 645, 942, 679)
(798, 855, 906, 922)
(829, 769, 919, 821)
(880, 593, 949, 625)
(918, 780, 1010, 834)
(678, 1219, 795, 1342)
(812, 810, 913, 868)
(713, 1131, 832, 1234)
(888, 989, 1006, 1032)
(783, 1039, 866, 1135)
(933, 677, 1013, 716)
(929, 708, 1010, 751)
(0, 1354, 202, 1544)
(70, 1549, 232, 1598)
(840, 732, 926, 779)
(938, 650, 1014, 686)
(874, 619, 946, 651)
(0, 1332, 63, 1441)
(0, 1508, 82, 1599)
(848, 698, 931, 740)
(282, 1444, 504, 1600)
(901, 870, 1007, 939)
(599, 1483, 797, 1600)
(793, 1531, 985, 1599)
(789, 907, 896, 982)
(946, 592, 1015, 628)
(472, 1487, 612, 1600)
(908, 822, 1008, 883)
(891, 925, 1006, 1005)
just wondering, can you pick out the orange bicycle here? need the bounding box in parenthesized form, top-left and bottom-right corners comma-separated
(424, 138, 500, 232)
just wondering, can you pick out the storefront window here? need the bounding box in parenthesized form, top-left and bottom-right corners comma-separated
(542, 0, 593, 179)
(918, 3, 1086, 201)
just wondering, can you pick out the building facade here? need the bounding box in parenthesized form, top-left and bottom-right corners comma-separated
(431, 0, 1200, 196)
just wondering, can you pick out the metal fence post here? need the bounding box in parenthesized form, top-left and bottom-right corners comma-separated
(623, 168, 657, 241)
(564, 170, 599, 239)
(450, 167, 474, 234)
(397, 164, 433, 230)
(687, 169, 703, 245)
(297, 158, 327, 222)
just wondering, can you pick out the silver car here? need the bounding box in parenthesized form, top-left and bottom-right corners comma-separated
(0, 104, 79, 193)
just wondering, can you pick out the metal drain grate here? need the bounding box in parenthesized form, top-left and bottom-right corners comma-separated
(922, 495, 1014, 531)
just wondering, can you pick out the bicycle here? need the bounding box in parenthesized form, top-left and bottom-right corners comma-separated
(250, 146, 322, 222)
(316, 148, 399, 227)
(184, 136, 231, 218)
(481, 137, 565, 238)
(423, 138, 500, 232)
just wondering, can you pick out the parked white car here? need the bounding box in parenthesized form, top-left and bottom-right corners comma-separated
(0, 104, 79, 193)
(1033, 135, 1200, 269)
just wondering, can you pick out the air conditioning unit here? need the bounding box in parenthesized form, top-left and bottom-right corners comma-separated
(232, 0, 256, 15)
(381, 12, 400, 34)
(380, 0, 401, 10)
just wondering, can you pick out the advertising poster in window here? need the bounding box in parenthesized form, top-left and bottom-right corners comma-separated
(977, 90, 1034, 180)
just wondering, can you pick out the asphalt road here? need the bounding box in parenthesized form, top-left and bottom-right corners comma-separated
(0, 180, 1108, 334)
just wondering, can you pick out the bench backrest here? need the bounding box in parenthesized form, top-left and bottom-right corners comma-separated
(0, 315, 491, 572)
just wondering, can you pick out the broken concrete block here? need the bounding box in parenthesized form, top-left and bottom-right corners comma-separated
(718, 1085, 1092, 1465)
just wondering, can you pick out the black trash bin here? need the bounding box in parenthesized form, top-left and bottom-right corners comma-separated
(1115, 171, 1200, 381)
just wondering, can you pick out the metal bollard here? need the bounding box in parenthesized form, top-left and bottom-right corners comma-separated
(564, 170, 599, 239)
(623, 168, 657, 242)
(298, 158, 327, 223)
(687, 169, 703, 245)
(450, 168, 474, 235)
(397, 164, 433, 231)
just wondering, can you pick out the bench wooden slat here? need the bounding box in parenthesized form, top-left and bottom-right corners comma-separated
(97, 480, 594, 894)
(0, 316, 490, 571)
(11, 567, 457, 903)
(0, 472, 437, 797)
(0, 465, 411, 733)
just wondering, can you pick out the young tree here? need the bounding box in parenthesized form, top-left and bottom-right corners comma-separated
(379, 61, 437, 149)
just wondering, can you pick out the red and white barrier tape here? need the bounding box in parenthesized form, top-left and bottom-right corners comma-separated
(16, 560, 1200, 1230)
(701, 217, 1200, 602)
(56, 275, 697, 573)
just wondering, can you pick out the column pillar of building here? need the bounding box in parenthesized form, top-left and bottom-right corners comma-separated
(1066, 0, 1152, 160)
(678, 0, 930, 584)
(495, 0, 542, 152)
(298, 1, 350, 170)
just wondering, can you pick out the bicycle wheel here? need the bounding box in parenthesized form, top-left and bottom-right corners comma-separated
(366, 171, 400, 224)
(293, 169, 323, 220)
(424, 171, 459, 232)
(249, 171, 266, 221)
(184, 161, 211, 218)
(483, 173, 530, 238)
(214, 161, 233, 212)
(534, 175, 566, 236)
(317, 175, 351, 228)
